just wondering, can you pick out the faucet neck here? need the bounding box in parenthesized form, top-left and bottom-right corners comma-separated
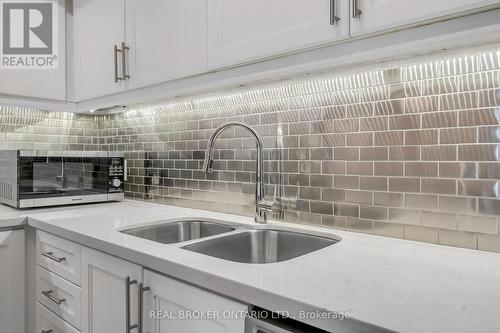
(202, 122, 267, 223)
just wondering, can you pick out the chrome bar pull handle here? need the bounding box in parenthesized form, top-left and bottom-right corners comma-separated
(330, 0, 340, 25)
(138, 283, 151, 333)
(114, 45, 123, 83)
(124, 159, 128, 181)
(122, 42, 130, 80)
(352, 0, 362, 19)
(125, 277, 138, 333)
(41, 251, 66, 263)
(41, 290, 66, 305)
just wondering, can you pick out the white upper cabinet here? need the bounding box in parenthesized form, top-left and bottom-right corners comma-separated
(207, 0, 350, 69)
(126, 0, 207, 89)
(71, 0, 207, 101)
(71, 0, 127, 101)
(57, 0, 500, 103)
(0, 0, 66, 100)
(350, 0, 500, 35)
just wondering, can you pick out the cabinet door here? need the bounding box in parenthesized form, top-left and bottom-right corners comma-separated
(71, 0, 126, 101)
(0, 0, 65, 100)
(143, 269, 247, 333)
(81, 247, 142, 333)
(350, 0, 500, 35)
(126, 0, 207, 89)
(207, 0, 349, 69)
(0, 230, 25, 333)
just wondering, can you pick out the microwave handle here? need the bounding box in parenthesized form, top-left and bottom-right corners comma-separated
(124, 160, 128, 181)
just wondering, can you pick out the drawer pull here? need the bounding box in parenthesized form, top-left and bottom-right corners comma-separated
(126, 277, 138, 332)
(352, 0, 362, 19)
(138, 283, 151, 333)
(41, 251, 66, 263)
(42, 290, 66, 305)
(42, 330, 53, 333)
(114, 44, 123, 82)
(330, 0, 340, 25)
(121, 42, 130, 80)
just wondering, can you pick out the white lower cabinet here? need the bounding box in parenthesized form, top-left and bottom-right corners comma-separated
(36, 302, 80, 333)
(36, 266, 82, 329)
(37, 230, 82, 286)
(0, 230, 25, 333)
(34, 230, 248, 333)
(81, 247, 143, 333)
(143, 269, 247, 333)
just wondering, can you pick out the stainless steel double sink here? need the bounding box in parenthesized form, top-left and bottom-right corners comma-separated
(120, 220, 236, 244)
(120, 219, 340, 264)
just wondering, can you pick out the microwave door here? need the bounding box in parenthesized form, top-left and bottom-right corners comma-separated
(61, 157, 108, 196)
(19, 157, 64, 198)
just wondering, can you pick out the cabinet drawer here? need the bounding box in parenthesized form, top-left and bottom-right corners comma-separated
(37, 230, 81, 285)
(37, 266, 81, 329)
(36, 302, 80, 333)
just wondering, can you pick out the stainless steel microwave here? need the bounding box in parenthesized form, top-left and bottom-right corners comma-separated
(0, 150, 125, 208)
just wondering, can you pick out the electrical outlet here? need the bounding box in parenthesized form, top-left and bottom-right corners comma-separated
(152, 175, 160, 186)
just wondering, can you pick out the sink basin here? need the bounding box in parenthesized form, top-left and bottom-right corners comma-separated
(120, 220, 236, 244)
(182, 229, 339, 263)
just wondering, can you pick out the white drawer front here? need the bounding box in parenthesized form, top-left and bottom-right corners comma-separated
(37, 230, 81, 285)
(36, 302, 80, 333)
(37, 266, 81, 329)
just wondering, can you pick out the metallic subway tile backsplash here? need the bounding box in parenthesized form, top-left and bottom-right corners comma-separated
(0, 106, 99, 150)
(2, 47, 500, 252)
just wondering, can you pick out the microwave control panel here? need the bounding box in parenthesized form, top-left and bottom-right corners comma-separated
(108, 158, 125, 192)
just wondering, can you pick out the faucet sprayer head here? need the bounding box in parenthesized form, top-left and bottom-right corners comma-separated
(202, 157, 213, 174)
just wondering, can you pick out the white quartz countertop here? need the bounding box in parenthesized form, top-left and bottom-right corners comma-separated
(0, 204, 28, 228)
(2, 200, 500, 333)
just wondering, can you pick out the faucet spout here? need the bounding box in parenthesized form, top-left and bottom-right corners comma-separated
(202, 122, 269, 223)
(202, 156, 213, 173)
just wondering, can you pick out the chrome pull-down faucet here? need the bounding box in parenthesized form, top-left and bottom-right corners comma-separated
(202, 122, 274, 223)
